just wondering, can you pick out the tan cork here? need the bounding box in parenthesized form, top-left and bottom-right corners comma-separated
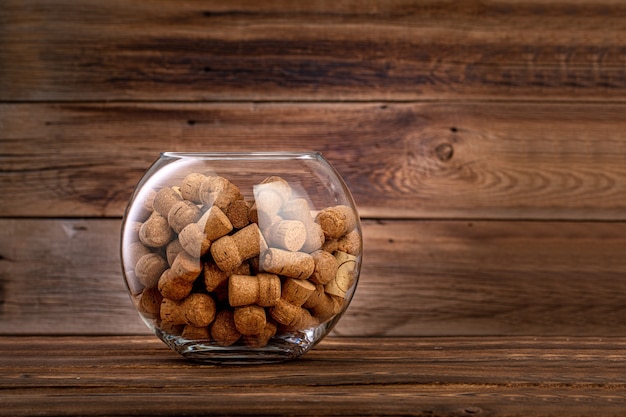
(253, 176, 292, 219)
(198, 205, 233, 242)
(203, 262, 250, 302)
(260, 248, 314, 280)
(182, 293, 216, 327)
(167, 200, 202, 233)
(153, 187, 182, 217)
(228, 273, 281, 307)
(126, 241, 151, 267)
(225, 199, 252, 229)
(180, 172, 206, 204)
(324, 251, 357, 298)
(270, 298, 319, 331)
(170, 251, 203, 282)
(233, 305, 267, 336)
(160, 297, 187, 325)
(315, 205, 357, 240)
(210, 309, 242, 347)
(210, 223, 265, 272)
(165, 239, 184, 266)
(302, 284, 341, 322)
(336, 229, 361, 256)
(199, 175, 243, 211)
(280, 198, 324, 253)
(265, 219, 307, 252)
(178, 223, 211, 259)
(135, 253, 169, 288)
(157, 269, 194, 301)
(139, 212, 173, 248)
(309, 250, 339, 285)
(281, 278, 316, 307)
(139, 286, 163, 317)
(182, 325, 210, 340)
(243, 321, 277, 348)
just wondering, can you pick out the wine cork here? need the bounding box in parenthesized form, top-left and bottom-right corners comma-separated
(199, 175, 243, 211)
(253, 176, 292, 219)
(309, 250, 339, 285)
(315, 205, 357, 240)
(303, 284, 341, 322)
(170, 251, 202, 282)
(210, 309, 242, 347)
(167, 200, 202, 233)
(135, 253, 169, 288)
(157, 269, 194, 301)
(270, 298, 319, 331)
(182, 293, 217, 327)
(180, 172, 206, 203)
(325, 251, 357, 298)
(228, 273, 281, 307)
(281, 278, 316, 307)
(198, 206, 233, 242)
(139, 212, 173, 248)
(182, 325, 210, 340)
(281, 198, 325, 253)
(153, 187, 182, 217)
(210, 223, 266, 272)
(260, 248, 314, 280)
(244, 321, 277, 348)
(265, 220, 307, 252)
(336, 229, 361, 256)
(203, 262, 251, 302)
(233, 305, 266, 336)
(165, 239, 184, 266)
(139, 286, 163, 317)
(178, 223, 211, 259)
(126, 241, 151, 267)
(160, 293, 216, 328)
(225, 199, 252, 229)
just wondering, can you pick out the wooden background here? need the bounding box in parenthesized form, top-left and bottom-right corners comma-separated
(2, 0, 626, 338)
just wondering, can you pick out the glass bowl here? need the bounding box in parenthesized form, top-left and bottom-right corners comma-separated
(120, 152, 362, 363)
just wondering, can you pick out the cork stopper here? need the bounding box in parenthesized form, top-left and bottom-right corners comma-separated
(178, 223, 211, 259)
(182, 293, 216, 327)
(126, 241, 151, 267)
(167, 200, 202, 233)
(182, 325, 210, 340)
(315, 205, 357, 240)
(309, 250, 339, 285)
(260, 248, 315, 280)
(253, 176, 292, 219)
(228, 273, 281, 307)
(165, 239, 184, 266)
(302, 284, 342, 322)
(244, 321, 277, 348)
(210, 223, 265, 272)
(198, 206, 233, 242)
(203, 262, 251, 301)
(225, 199, 252, 229)
(199, 175, 243, 211)
(281, 278, 316, 307)
(139, 286, 163, 317)
(170, 251, 203, 282)
(139, 212, 173, 248)
(280, 198, 324, 253)
(180, 172, 206, 204)
(160, 297, 187, 325)
(270, 298, 318, 331)
(135, 253, 168, 288)
(336, 229, 361, 256)
(325, 251, 357, 298)
(265, 220, 307, 252)
(210, 309, 242, 347)
(153, 187, 182, 217)
(158, 269, 194, 301)
(233, 305, 267, 336)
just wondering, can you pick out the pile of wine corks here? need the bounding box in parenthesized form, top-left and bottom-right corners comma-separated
(124, 173, 360, 348)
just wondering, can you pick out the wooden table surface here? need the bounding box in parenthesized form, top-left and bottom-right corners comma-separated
(2, 1, 626, 415)
(3, 336, 626, 416)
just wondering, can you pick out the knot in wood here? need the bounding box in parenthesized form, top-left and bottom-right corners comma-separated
(435, 143, 454, 162)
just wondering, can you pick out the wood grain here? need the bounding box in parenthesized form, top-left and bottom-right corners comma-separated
(3, 102, 626, 219)
(2, 0, 625, 101)
(2, 336, 626, 416)
(2, 218, 625, 337)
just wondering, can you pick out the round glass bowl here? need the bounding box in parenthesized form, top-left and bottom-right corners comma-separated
(120, 152, 362, 363)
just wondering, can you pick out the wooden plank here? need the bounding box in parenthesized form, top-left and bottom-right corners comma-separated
(2, 0, 625, 101)
(2, 218, 626, 336)
(4, 102, 626, 219)
(1, 336, 626, 416)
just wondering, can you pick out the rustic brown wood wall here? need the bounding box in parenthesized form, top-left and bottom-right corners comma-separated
(2, 0, 626, 336)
